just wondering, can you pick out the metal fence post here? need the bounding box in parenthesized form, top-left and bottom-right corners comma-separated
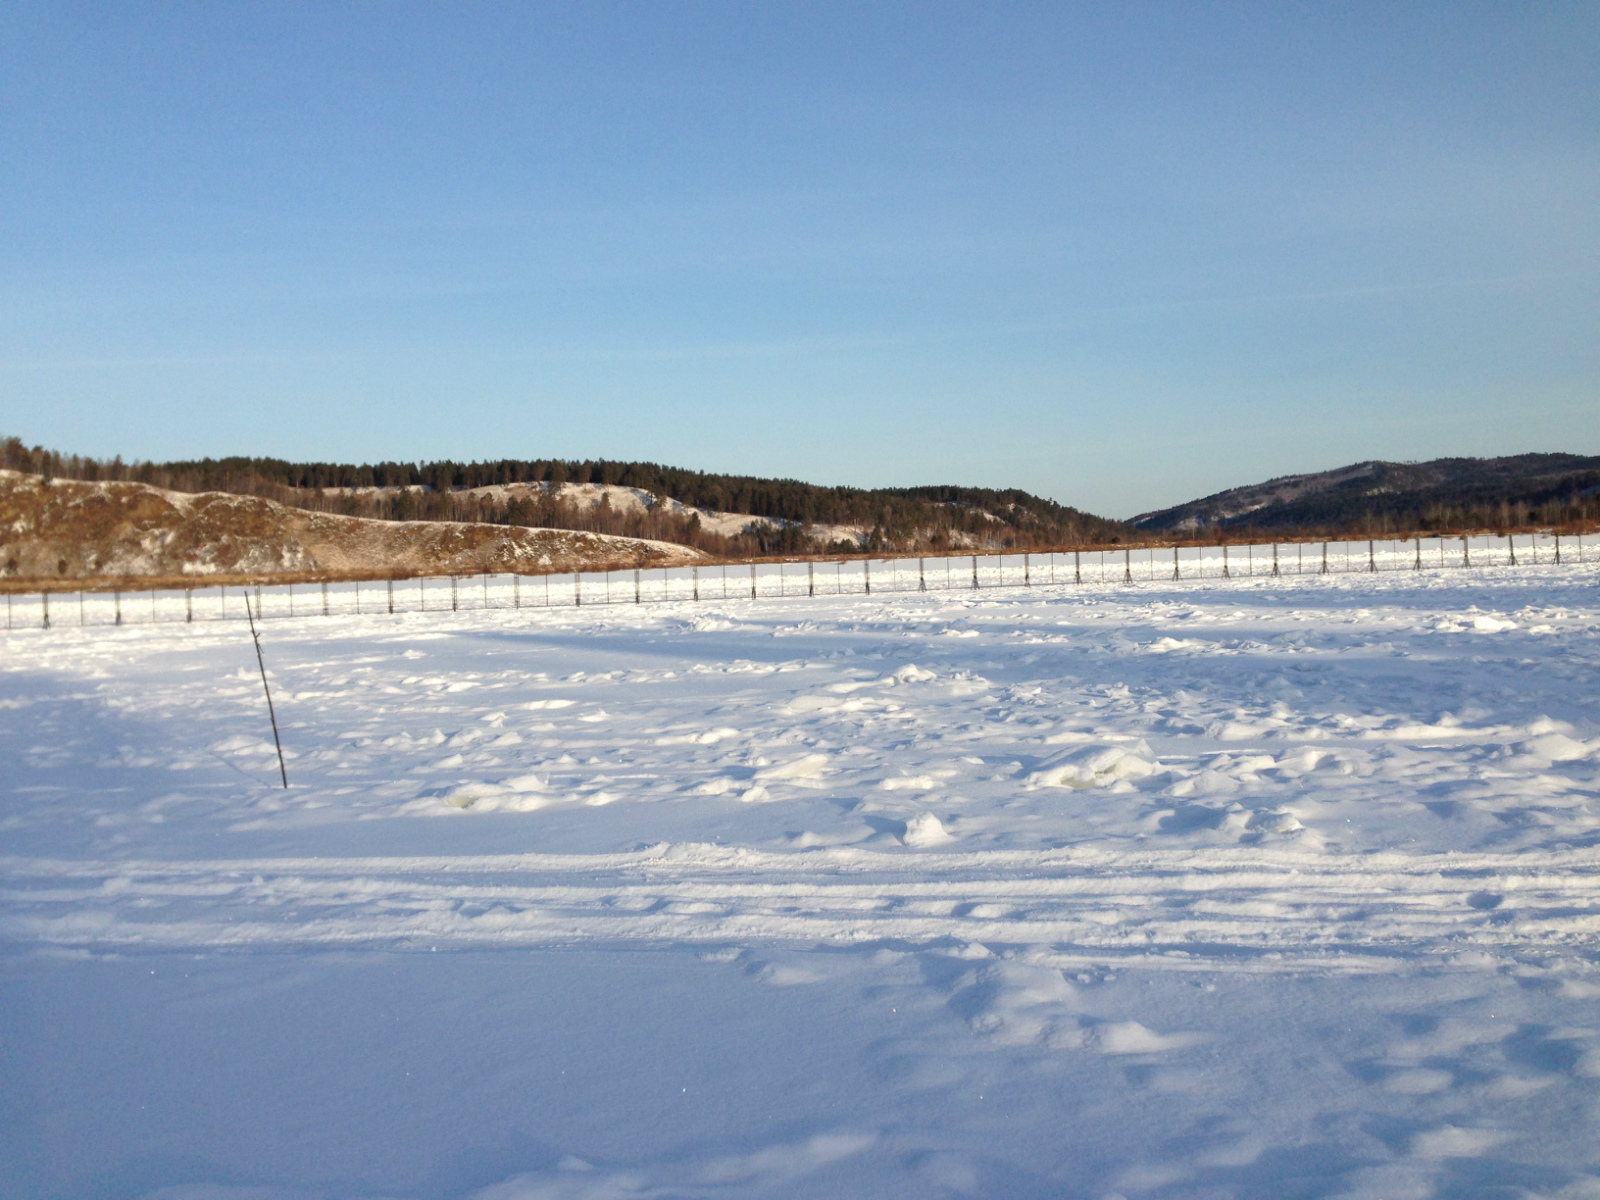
(1074, 550, 1082, 584)
(693, 566, 700, 600)
(918, 557, 925, 591)
(1223, 545, 1230, 579)
(634, 568, 641, 603)
(1123, 548, 1132, 583)
(114, 589, 122, 625)
(574, 572, 581, 606)
(971, 555, 979, 589)
(1462, 534, 1470, 568)
(41, 592, 49, 629)
(186, 589, 193, 623)
(1508, 534, 1517, 566)
(750, 563, 757, 599)
(451, 576, 458, 611)
(864, 560, 871, 595)
(388, 579, 395, 614)
(809, 561, 816, 596)
(323, 582, 330, 616)
(1272, 544, 1279, 577)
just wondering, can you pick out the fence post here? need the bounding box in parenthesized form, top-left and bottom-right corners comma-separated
(1508, 534, 1517, 566)
(419, 577, 425, 611)
(1321, 543, 1328, 575)
(1123, 548, 1132, 583)
(1074, 550, 1082, 584)
(1462, 534, 1470, 568)
(574, 572, 581, 607)
(1555, 534, 1561, 565)
(808, 561, 815, 597)
(114, 589, 122, 625)
(634, 568, 641, 603)
(1173, 546, 1180, 580)
(451, 576, 459, 611)
(287, 584, 293, 617)
(1024, 553, 1031, 586)
(1223, 545, 1230, 579)
(918, 557, 926, 591)
(1297, 543, 1303, 574)
(693, 566, 700, 601)
(864, 559, 871, 595)
(388, 579, 395, 614)
(186, 589, 193, 623)
(323, 582, 330, 616)
(1272, 544, 1279, 577)
(1414, 538, 1422, 570)
(750, 564, 757, 599)
(41, 591, 49, 629)
(972, 555, 979, 589)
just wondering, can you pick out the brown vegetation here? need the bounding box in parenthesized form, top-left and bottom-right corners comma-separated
(0, 471, 704, 591)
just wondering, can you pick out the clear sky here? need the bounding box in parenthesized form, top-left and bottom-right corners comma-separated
(2, 2, 1596, 518)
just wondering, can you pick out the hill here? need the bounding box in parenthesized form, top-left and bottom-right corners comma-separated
(1130, 454, 1600, 535)
(0, 470, 703, 588)
(1, 438, 1126, 554)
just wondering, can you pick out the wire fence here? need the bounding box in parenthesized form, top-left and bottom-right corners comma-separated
(3, 532, 1593, 631)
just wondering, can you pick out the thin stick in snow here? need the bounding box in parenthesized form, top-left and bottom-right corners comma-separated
(242, 589, 289, 789)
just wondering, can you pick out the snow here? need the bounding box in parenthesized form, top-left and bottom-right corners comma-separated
(3, 558, 1600, 1198)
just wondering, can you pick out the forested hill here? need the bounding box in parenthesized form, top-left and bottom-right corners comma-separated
(1132, 454, 1600, 534)
(0, 439, 1126, 554)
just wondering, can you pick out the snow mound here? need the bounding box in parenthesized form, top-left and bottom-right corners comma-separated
(902, 812, 955, 847)
(1027, 742, 1159, 789)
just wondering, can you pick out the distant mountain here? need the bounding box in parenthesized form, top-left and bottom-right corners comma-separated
(1131, 454, 1600, 534)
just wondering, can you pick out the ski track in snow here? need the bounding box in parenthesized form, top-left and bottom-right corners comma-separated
(6, 845, 1600, 961)
(4, 563, 1600, 1199)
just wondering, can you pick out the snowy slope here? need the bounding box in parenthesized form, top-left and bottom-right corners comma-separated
(3, 563, 1599, 1199)
(0, 469, 706, 582)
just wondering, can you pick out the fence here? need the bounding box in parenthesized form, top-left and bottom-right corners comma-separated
(3, 532, 1593, 631)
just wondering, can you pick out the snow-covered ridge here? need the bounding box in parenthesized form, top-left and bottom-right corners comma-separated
(321, 478, 870, 545)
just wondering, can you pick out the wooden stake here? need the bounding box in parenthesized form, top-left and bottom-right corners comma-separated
(242, 589, 288, 789)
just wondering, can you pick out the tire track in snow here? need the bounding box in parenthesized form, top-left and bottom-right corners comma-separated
(4, 845, 1598, 965)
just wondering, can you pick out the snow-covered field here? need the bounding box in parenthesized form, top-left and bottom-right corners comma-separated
(3, 563, 1599, 1199)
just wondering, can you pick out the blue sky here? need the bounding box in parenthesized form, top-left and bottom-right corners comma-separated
(2, 2, 1595, 517)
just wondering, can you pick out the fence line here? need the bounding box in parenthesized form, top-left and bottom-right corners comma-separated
(2, 533, 1593, 631)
